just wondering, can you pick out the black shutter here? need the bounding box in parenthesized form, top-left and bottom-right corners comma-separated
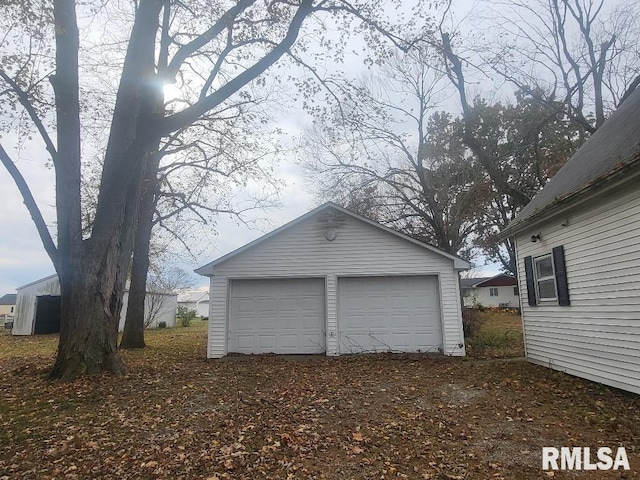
(553, 245, 570, 306)
(524, 256, 537, 307)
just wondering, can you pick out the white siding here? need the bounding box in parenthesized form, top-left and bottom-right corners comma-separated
(119, 292, 177, 330)
(208, 276, 228, 358)
(463, 285, 520, 308)
(207, 212, 465, 358)
(326, 275, 338, 355)
(515, 184, 640, 394)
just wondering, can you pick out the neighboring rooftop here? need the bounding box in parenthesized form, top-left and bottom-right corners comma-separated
(0, 293, 16, 305)
(505, 86, 640, 235)
(177, 290, 209, 303)
(460, 274, 517, 288)
(460, 277, 491, 288)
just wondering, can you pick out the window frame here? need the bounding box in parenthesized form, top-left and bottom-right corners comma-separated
(489, 287, 499, 297)
(533, 254, 557, 303)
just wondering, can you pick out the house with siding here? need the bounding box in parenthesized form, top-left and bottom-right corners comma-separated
(460, 274, 519, 308)
(0, 293, 16, 328)
(196, 202, 470, 358)
(177, 290, 210, 318)
(502, 86, 640, 395)
(0, 293, 16, 316)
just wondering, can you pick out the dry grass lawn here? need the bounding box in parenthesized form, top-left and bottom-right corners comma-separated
(466, 309, 525, 359)
(1, 321, 638, 479)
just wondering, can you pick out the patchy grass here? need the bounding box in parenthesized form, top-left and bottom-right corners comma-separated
(466, 309, 525, 359)
(1, 324, 639, 479)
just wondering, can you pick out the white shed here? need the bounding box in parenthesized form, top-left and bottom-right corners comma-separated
(12, 275, 178, 335)
(177, 290, 210, 318)
(195, 202, 470, 358)
(503, 86, 640, 395)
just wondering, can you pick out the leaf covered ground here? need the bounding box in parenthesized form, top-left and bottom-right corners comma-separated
(0, 322, 638, 479)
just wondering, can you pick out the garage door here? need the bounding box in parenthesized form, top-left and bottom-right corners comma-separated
(338, 276, 442, 354)
(229, 278, 325, 354)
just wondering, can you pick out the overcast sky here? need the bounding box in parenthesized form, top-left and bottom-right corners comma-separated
(0, 0, 505, 297)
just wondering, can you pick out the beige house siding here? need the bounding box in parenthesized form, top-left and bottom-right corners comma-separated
(515, 183, 640, 394)
(206, 211, 465, 358)
(462, 285, 519, 308)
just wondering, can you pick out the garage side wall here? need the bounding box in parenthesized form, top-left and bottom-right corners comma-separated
(207, 213, 465, 358)
(13, 275, 60, 335)
(516, 184, 640, 394)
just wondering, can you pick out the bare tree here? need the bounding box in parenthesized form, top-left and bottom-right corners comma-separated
(120, 103, 280, 349)
(304, 46, 484, 257)
(143, 266, 193, 329)
(478, 0, 640, 132)
(0, 0, 418, 379)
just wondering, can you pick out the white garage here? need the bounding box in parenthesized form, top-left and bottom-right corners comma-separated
(195, 202, 470, 358)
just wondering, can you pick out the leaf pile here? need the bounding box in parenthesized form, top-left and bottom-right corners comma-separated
(0, 325, 638, 479)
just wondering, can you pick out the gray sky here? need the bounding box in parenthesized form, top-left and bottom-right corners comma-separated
(0, 0, 508, 296)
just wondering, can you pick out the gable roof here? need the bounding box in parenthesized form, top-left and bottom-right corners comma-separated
(0, 293, 16, 305)
(504, 87, 640, 236)
(16, 274, 58, 291)
(177, 290, 209, 303)
(16, 274, 176, 296)
(460, 273, 516, 288)
(460, 277, 490, 288)
(195, 202, 471, 275)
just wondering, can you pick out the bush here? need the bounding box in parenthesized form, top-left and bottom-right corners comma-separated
(462, 307, 484, 339)
(158, 321, 167, 329)
(176, 305, 197, 327)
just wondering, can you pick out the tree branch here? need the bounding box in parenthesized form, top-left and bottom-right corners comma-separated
(158, 0, 314, 135)
(0, 144, 59, 269)
(0, 69, 58, 161)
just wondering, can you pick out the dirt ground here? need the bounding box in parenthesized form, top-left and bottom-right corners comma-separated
(0, 323, 638, 479)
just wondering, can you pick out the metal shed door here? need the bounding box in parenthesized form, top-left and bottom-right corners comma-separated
(338, 276, 442, 354)
(229, 278, 325, 354)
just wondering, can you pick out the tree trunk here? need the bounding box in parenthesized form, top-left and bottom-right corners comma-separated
(120, 154, 160, 349)
(50, 268, 127, 380)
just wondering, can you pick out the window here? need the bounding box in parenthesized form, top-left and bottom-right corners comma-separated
(524, 246, 570, 307)
(489, 287, 499, 297)
(513, 286, 519, 296)
(534, 254, 557, 301)
(10, 306, 14, 313)
(462, 288, 471, 297)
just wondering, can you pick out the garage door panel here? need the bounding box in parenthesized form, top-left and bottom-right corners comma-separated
(229, 278, 326, 354)
(338, 276, 442, 354)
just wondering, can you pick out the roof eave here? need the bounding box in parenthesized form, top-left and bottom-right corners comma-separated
(501, 161, 640, 239)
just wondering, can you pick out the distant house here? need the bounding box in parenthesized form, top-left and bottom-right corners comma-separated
(460, 274, 519, 308)
(12, 275, 178, 335)
(0, 293, 16, 328)
(0, 293, 16, 316)
(196, 202, 470, 358)
(177, 290, 209, 318)
(503, 86, 640, 395)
